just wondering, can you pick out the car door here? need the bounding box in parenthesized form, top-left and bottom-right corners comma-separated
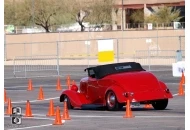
(86, 69, 100, 104)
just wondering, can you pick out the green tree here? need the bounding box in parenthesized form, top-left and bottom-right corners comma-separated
(4, 0, 114, 32)
(5, 0, 73, 32)
(4, 0, 31, 26)
(130, 6, 182, 24)
(155, 6, 182, 23)
(145, 5, 183, 23)
(87, 0, 114, 24)
(130, 9, 144, 23)
(4, 0, 15, 25)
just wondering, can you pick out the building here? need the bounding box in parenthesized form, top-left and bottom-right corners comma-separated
(112, 0, 185, 30)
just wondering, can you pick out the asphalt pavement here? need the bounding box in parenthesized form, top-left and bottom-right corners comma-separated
(4, 65, 185, 130)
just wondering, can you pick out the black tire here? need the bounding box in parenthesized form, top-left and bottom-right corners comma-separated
(63, 95, 73, 109)
(152, 99, 168, 110)
(106, 91, 121, 111)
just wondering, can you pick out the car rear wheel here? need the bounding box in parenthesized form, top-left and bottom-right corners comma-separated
(152, 99, 168, 110)
(106, 91, 121, 111)
(63, 95, 73, 109)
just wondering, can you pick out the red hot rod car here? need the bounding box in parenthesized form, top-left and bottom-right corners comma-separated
(60, 62, 173, 111)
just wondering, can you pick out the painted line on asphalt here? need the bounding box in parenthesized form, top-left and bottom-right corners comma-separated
(6, 120, 65, 130)
(64, 115, 185, 118)
(166, 83, 185, 85)
(172, 91, 185, 97)
(4, 115, 54, 121)
(173, 93, 179, 96)
(4, 82, 183, 89)
(7, 124, 53, 130)
(12, 97, 60, 104)
(4, 84, 67, 89)
(6, 90, 27, 92)
(32, 114, 48, 116)
(31, 114, 184, 118)
(135, 115, 185, 118)
(11, 92, 182, 104)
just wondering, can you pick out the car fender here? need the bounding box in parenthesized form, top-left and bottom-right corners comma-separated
(60, 90, 88, 108)
(104, 86, 126, 104)
(159, 81, 173, 98)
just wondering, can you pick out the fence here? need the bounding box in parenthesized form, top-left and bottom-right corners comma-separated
(4, 34, 185, 79)
(4, 22, 185, 34)
(13, 55, 59, 78)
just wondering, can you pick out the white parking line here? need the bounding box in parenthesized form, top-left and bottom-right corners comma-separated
(5, 114, 184, 119)
(32, 114, 48, 116)
(6, 120, 66, 130)
(12, 97, 60, 104)
(11, 92, 182, 104)
(7, 124, 53, 130)
(6, 90, 27, 92)
(172, 91, 185, 97)
(166, 83, 185, 85)
(62, 115, 184, 118)
(135, 115, 185, 118)
(173, 93, 179, 96)
(4, 84, 66, 89)
(4, 115, 54, 120)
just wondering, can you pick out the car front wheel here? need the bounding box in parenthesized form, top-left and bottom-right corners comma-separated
(106, 91, 121, 111)
(152, 99, 168, 110)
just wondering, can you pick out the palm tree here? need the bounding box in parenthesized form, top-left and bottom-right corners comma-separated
(130, 5, 183, 28)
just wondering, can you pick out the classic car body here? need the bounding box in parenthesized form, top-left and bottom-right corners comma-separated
(60, 62, 173, 111)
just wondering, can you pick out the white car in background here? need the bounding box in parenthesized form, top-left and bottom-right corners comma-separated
(22, 27, 46, 33)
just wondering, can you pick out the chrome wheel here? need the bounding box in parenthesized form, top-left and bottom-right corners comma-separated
(107, 92, 116, 107)
(106, 91, 120, 111)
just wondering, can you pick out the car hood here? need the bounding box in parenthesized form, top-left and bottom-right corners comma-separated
(105, 71, 162, 93)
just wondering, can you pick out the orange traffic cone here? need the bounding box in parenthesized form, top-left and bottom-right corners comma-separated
(47, 99, 56, 116)
(181, 71, 185, 84)
(178, 81, 185, 96)
(53, 106, 63, 125)
(66, 75, 71, 90)
(4, 89, 7, 103)
(144, 104, 152, 109)
(37, 87, 44, 100)
(24, 100, 33, 117)
(56, 77, 62, 91)
(27, 79, 34, 91)
(123, 99, 134, 118)
(5, 98, 12, 115)
(62, 101, 71, 120)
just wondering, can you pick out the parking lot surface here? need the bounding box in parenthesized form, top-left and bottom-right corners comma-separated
(4, 65, 185, 130)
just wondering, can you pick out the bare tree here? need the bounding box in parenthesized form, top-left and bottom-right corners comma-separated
(76, 10, 90, 31)
(31, 0, 63, 32)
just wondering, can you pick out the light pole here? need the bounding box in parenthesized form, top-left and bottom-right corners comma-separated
(121, 0, 124, 31)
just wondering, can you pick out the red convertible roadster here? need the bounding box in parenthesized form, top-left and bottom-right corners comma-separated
(60, 62, 173, 111)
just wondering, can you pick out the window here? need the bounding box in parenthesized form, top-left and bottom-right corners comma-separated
(88, 69, 96, 78)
